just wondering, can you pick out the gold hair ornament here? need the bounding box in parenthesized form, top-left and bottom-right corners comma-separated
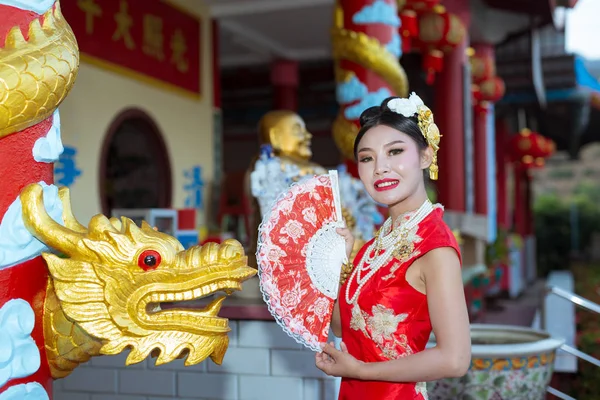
(387, 93, 441, 180)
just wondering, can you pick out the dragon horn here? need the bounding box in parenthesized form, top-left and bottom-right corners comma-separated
(20, 183, 86, 254)
(58, 187, 87, 233)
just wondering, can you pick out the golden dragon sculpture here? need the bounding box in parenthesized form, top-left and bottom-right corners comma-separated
(20, 183, 255, 379)
(0, 1, 255, 397)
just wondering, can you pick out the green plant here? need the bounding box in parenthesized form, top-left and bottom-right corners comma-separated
(485, 228, 509, 266)
(533, 193, 571, 276)
(572, 263, 600, 399)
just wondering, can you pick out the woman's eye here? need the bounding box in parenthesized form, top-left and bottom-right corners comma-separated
(359, 156, 372, 163)
(389, 148, 404, 156)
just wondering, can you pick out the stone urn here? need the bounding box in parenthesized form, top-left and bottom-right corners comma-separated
(427, 324, 565, 400)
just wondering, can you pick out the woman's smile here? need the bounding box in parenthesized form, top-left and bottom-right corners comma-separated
(374, 178, 400, 192)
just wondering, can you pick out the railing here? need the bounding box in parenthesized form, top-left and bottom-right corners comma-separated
(540, 285, 600, 400)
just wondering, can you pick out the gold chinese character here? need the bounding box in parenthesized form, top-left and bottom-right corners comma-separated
(113, 0, 135, 49)
(143, 15, 165, 60)
(78, 0, 102, 35)
(170, 29, 189, 73)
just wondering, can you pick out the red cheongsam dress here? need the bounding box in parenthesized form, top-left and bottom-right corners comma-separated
(338, 206, 461, 400)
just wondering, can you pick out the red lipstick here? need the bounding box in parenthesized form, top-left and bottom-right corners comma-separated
(374, 178, 399, 192)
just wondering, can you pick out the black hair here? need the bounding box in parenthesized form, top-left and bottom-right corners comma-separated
(353, 96, 427, 159)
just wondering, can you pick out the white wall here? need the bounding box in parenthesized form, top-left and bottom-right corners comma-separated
(58, 1, 214, 226)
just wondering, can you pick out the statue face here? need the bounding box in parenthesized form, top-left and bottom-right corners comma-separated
(273, 114, 313, 161)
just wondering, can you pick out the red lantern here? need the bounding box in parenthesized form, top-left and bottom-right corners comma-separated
(509, 129, 550, 168)
(479, 76, 505, 103)
(471, 84, 483, 103)
(470, 55, 496, 83)
(417, 10, 466, 54)
(400, 9, 418, 52)
(422, 49, 444, 84)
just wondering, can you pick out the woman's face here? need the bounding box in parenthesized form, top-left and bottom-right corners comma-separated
(356, 124, 429, 208)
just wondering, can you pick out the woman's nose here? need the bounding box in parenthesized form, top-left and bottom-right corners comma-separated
(374, 158, 390, 175)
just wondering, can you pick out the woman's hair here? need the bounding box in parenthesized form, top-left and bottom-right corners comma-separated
(353, 96, 427, 159)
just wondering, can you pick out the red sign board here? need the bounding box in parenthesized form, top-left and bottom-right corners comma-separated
(62, 0, 201, 98)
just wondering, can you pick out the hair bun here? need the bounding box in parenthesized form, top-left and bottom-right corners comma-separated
(359, 106, 380, 127)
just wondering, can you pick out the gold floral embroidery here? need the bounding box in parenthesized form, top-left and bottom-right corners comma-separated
(350, 303, 367, 334)
(349, 303, 413, 360)
(382, 224, 423, 281)
(367, 305, 407, 343)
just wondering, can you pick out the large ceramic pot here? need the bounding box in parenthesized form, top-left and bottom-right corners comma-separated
(426, 324, 565, 400)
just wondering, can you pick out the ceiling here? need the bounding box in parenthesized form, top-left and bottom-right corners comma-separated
(169, 0, 568, 69)
(171, 0, 335, 68)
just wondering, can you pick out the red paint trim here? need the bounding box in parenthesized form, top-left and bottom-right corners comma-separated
(0, 118, 54, 221)
(0, 257, 51, 396)
(0, 5, 41, 44)
(98, 108, 173, 216)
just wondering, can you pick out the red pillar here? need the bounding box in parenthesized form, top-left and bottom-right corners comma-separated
(472, 43, 494, 215)
(271, 59, 299, 111)
(473, 106, 488, 215)
(495, 120, 509, 229)
(434, 0, 470, 211)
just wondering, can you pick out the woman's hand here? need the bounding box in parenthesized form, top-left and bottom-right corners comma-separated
(315, 342, 363, 379)
(336, 227, 355, 261)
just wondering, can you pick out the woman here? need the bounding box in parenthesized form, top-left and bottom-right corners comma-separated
(315, 94, 471, 399)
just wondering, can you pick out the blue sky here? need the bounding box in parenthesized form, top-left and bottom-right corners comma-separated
(566, 0, 600, 60)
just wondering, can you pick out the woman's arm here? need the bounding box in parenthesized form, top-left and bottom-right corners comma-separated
(317, 247, 471, 381)
(330, 298, 342, 337)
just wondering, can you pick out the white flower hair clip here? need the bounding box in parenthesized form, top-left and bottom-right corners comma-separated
(386, 92, 441, 181)
(387, 92, 425, 117)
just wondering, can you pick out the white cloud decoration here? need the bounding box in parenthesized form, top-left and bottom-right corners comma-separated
(0, 299, 41, 390)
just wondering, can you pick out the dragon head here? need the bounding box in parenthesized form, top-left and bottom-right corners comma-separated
(20, 183, 256, 366)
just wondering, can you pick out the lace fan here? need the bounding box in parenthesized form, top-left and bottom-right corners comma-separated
(256, 171, 347, 351)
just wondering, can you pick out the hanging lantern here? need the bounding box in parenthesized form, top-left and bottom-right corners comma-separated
(509, 128, 550, 168)
(400, 9, 419, 52)
(417, 10, 466, 54)
(414, 9, 466, 84)
(480, 76, 505, 103)
(472, 84, 483, 104)
(470, 54, 496, 83)
(422, 49, 444, 84)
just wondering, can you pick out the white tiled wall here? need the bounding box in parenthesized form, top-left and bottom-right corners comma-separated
(53, 321, 340, 400)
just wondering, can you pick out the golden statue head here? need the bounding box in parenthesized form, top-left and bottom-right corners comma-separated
(258, 110, 313, 161)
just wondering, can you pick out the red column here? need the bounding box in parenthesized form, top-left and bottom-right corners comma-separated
(495, 120, 509, 229)
(271, 59, 299, 111)
(434, 0, 470, 211)
(473, 106, 488, 215)
(472, 43, 494, 215)
(0, 119, 55, 396)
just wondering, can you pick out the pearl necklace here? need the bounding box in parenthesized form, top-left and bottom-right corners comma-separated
(345, 200, 434, 305)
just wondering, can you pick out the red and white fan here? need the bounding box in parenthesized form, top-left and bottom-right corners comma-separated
(257, 171, 347, 351)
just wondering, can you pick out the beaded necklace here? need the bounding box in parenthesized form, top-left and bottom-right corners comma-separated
(344, 199, 434, 305)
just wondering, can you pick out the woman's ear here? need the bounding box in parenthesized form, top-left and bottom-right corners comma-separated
(420, 146, 434, 170)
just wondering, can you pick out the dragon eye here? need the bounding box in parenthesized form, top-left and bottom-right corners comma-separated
(138, 250, 161, 271)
